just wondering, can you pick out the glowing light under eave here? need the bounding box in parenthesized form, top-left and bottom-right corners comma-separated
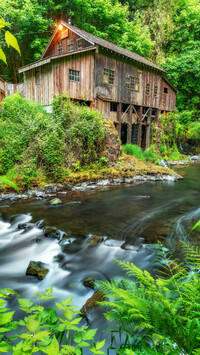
(58, 24, 63, 31)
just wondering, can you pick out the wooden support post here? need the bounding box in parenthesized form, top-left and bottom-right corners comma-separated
(117, 102, 122, 139)
(146, 108, 152, 149)
(155, 109, 159, 126)
(127, 105, 132, 143)
(137, 106, 143, 147)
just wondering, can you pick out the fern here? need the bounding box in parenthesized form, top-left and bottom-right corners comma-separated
(100, 243, 200, 354)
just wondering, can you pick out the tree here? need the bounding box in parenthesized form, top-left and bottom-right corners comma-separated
(0, 18, 20, 65)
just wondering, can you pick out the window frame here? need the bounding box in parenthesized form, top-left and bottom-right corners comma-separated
(58, 40, 63, 54)
(103, 68, 115, 85)
(68, 39, 74, 52)
(154, 85, 158, 97)
(69, 69, 80, 82)
(77, 38, 82, 49)
(146, 83, 150, 96)
(126, 75, 139, 92)
(164, 87, 168, 94)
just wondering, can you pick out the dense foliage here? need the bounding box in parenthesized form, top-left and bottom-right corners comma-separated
(99, 242, 200, 354)
(0, 0, 200, 111)
(0, 286, 105, 354)
(0, 93, 119, 186)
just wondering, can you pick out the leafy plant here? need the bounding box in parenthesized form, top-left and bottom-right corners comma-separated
(99, 242, 200, 354)
(0, 286, 105, 354)
(0, 18, 20, 64)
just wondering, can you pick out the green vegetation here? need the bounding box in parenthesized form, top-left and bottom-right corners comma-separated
(0, 286, 105, 354)
(2, 238, 200, 354)
(123, 144, 159, 163)
(1, 0, 200, 112)
(0, 93, 122, 188)
(99, 242, 200, 354)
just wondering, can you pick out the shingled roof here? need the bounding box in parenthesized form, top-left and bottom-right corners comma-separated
(61, 21, 166, 74)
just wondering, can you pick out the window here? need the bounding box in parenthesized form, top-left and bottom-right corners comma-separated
(154, 85, 158, 97)
(77, 38, 82, 49)
(146, 83, 150, 95)
(164, 87, 168, 94)
(68, 40, 74, 52)
(126, 75, 139, 91)
(110, 102, 117, 112)
(103, 68, 115, 84)
(35, 68, 40, 85)
(58, 40, 63, 54)
(69, 69, 80, 82)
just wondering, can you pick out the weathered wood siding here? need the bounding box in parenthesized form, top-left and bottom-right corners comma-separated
(159, 79, 176, 112)
(94, 49, 176, 112)
(24, 52, 95, 105)
(44, 29, 92, 59)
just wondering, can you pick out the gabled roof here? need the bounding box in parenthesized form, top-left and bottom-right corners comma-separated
(41, 20, 166, 74)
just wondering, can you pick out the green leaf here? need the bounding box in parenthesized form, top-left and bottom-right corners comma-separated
(82, 328, 97, 340)
(0, 48, 7, 65)
(5, 31, 21, 55)
(64, 308, 74, 321)
(0, 311, 14, 325)
(73, 332, 82, 343)
(0, 19, 5, 29)
(45, 336, 60, 355)
(26, 316, 40, 332)
(0, 176, 19, 193)
(18, 298, 33, 309)
(96, 340, 105, 350)
(45, 286, 53, 296)
(0, 340, 12, 352)
(191, 220, 200, 232)
(62, 297, 72, 307)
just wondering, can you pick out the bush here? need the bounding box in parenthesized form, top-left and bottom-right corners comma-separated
(123, 144, 145, 161)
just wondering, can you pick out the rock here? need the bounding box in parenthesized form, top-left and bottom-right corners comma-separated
(50, 198, 62, 205)
(80, 291, 106, 318)
(44, 226, 60, 239)
(26, 261, 49, 280)
(83, 278, 95, 289)
(18, 223, 33, 232)
(90, 235, 104, 245)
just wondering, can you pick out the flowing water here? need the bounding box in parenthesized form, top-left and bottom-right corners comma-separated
(0, 163, 200, 331)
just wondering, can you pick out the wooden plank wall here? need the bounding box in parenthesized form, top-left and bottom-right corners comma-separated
(94, 50, 176, 113)
(24, 52, 95, 105)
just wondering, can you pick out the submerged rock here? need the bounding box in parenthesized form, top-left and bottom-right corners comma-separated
(50, 198, 62, 205)
(26, 261, 49, 280)
(83, 278, 95, 290)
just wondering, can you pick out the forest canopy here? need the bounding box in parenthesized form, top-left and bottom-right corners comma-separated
(0, 0, 200, 110)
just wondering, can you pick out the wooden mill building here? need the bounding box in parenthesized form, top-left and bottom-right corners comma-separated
(19, 21, 177, 148)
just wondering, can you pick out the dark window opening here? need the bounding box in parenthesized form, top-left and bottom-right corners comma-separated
(35, 68, 40, 85)
(164, 87, 168, 94)
(103, 68, 115, 84)
(154, 85, 158, 97)
(58, 40, 63, 54)
(69, 69, 80, 82)
(146, 83, 150, 95)
(122, 103, 129, 112)
(121, 123, 128, 145)
(131, 124, 138, 144)
(110, 102, 118, 112)
(141, 125, 147, 150)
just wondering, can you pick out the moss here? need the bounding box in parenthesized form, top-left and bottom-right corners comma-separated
(26, 261, 49, 280)
(80, 290, 106, 318)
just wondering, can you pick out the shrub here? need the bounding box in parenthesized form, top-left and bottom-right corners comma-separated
(123, 144, 145, 161)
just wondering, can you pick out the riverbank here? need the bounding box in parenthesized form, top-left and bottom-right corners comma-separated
(0, 155, 182, 203)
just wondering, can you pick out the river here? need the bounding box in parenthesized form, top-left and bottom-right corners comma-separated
(0, 163, 200, 330)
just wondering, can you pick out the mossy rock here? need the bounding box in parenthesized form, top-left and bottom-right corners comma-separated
(83, 277, 95, 289)
(50, 198, 62, 205)
(80, 290, 106, 318)
(26, 261, 49, 280)
(90, 235, 104, 245)
(44, 226, 60, 239)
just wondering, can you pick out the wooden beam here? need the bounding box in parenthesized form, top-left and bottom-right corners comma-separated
(120, 104, 131, 122)
(155, 109, 159, 126)
(137, 106, 143, 147)
(146, 108, 152, 149)
(127, 105, 133, 143)
(142, 107, 151, 122)
(117, 103, 122, 138)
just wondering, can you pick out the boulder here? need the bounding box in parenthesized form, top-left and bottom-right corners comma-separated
(44, 226, 60, 239)
(83, 278, 95, 290)
(26, 261, 49, 280)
